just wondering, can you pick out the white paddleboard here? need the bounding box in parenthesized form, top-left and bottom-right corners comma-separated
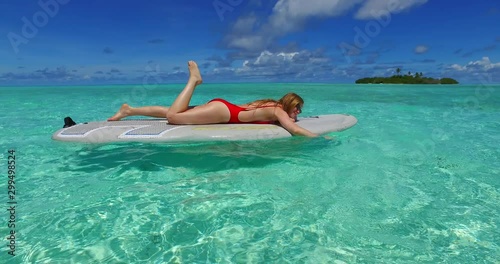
(52, 114, 357, 143)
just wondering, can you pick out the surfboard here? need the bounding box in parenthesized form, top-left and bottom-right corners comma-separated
(51, 114, 357, 143)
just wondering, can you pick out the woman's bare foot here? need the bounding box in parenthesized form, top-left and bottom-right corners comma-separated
(188, 61, 203, 85)
(107, 103, 131, 121)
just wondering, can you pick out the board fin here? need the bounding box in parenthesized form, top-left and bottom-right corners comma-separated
(63, 116, 77, 128)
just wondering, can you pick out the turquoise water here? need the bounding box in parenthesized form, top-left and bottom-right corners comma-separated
(0, 83, 499, 263)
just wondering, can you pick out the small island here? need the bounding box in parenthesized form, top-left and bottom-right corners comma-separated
(355, 68, 459, 84)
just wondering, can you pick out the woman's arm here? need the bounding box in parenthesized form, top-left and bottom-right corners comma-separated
(274, 109, 318, 137)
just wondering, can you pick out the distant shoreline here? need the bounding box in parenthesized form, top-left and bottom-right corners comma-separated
(355, 73, 459, 85)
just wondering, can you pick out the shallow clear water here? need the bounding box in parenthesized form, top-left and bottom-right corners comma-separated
(0, 83, 499, 263)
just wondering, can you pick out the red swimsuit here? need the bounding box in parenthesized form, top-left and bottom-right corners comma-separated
(208, 98, 274, 124)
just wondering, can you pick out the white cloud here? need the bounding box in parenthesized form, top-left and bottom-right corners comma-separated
(227, 35, 266, 50)
(225, 0, 429, 51)
(270, 0, 363, 31)
(450, 64, 465, 71)
(355, 0, 428, 19)
(231, 15, 258, 33)
(246, 50, 328, 67)
(218, 50, 332, 80)
(225, 14, 267, 50)
(414, 45, 429, 54)
(448, 57, 500, 72)
(253, 50, 299, 65)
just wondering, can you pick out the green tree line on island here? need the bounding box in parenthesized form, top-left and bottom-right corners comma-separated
(355, 68, 459, 84)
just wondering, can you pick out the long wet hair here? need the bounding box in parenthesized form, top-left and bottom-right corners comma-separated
(247, 92, 304, 113)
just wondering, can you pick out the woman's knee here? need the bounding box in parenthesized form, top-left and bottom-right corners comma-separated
(166, 112, 181, 124)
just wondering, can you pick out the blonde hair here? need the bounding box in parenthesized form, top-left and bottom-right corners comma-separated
(247, 92, 304, 112)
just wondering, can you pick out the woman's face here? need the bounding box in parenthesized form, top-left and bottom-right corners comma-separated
(288, 104, 302, 121)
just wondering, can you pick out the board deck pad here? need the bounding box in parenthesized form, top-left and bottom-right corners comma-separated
(52, 114, 357, 143)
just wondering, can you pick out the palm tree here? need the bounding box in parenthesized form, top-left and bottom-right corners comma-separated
(408, 71, 411, 76)
(396, 68, 401, 76)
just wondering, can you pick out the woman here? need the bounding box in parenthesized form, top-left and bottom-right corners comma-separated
(108, 61, 318, 137)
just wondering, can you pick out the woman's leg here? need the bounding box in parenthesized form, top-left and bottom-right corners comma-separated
(165, 60, 231, 124)
(166, 102, 230, 124)
(108, 61, 230, 124)
(166, 61, 203, 119)
(108, 104, 170, 121)
(108, 61, 201, 122)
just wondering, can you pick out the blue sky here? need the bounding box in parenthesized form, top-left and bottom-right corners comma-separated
(1, 0, 499, 85)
